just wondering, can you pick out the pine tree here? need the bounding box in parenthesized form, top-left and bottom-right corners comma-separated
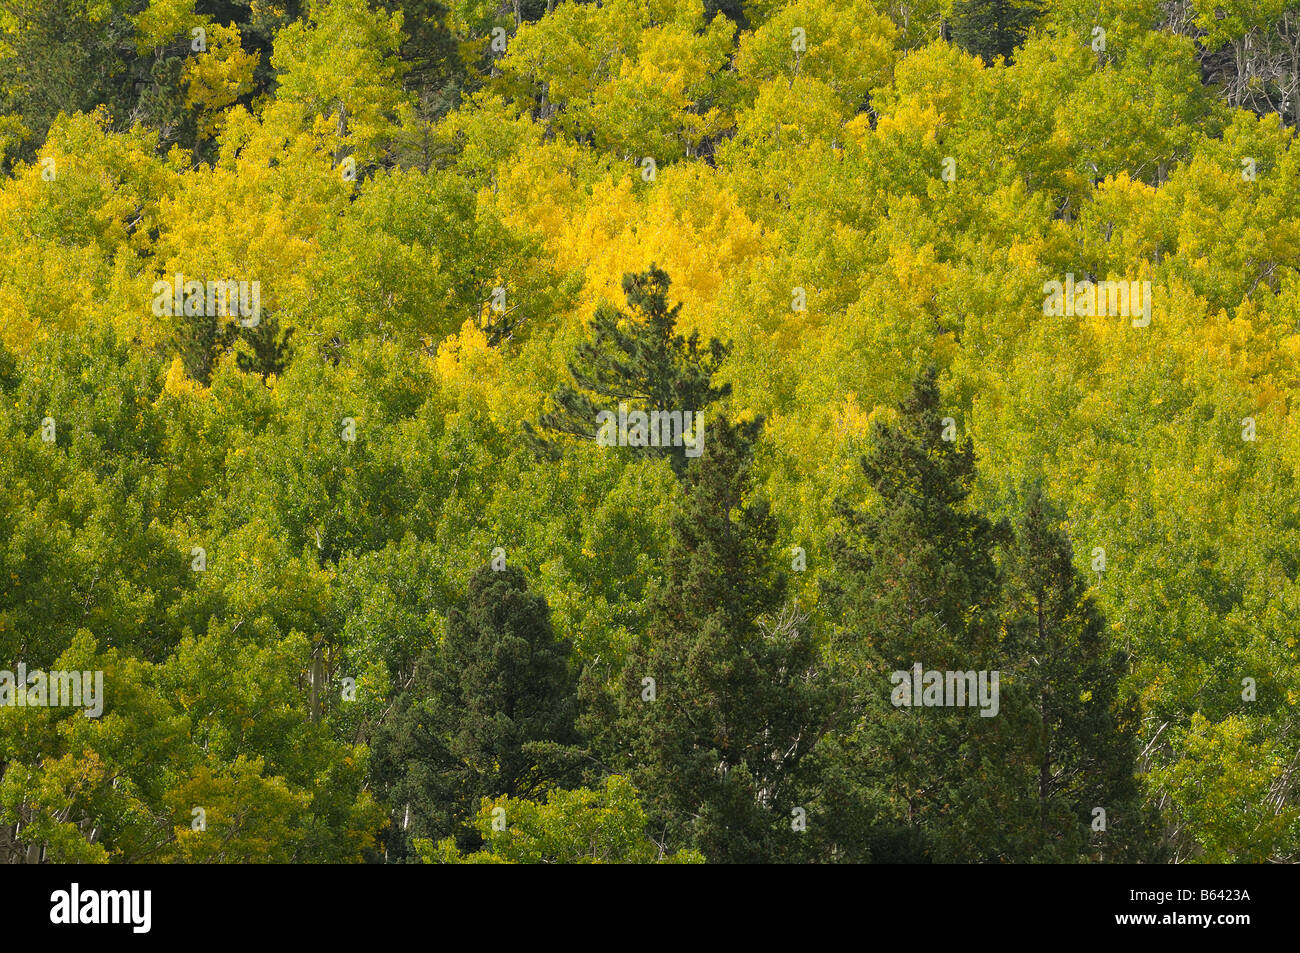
(821, 366, 1011, 861)
(948, 0, 1044, 64)
(173, 308, 233, 386)
(233, 313, 294, 380)
(1003, 482, 1164, 861)
(525, 265, 730, 477)
(607, 416, 836, 862)
(369, 564, 584, 860)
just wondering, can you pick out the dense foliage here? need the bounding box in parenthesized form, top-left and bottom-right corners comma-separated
(1, 0, 1297, 863)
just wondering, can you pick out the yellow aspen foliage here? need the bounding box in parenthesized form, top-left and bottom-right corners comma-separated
(182, 23, 260, 140)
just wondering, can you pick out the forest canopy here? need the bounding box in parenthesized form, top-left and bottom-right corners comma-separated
(0, 0, 1297, 863)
